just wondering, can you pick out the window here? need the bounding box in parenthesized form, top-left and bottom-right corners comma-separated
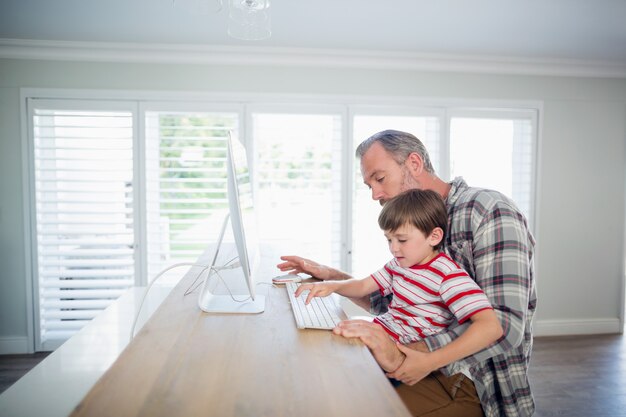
(29, 100, 136, 350)
(351, 111, 442, 277)
(350, 108, 537, 279)
(144, 110, 239, 283)
(449, 111, 536, 222)
(26, 94, 538, 350)
(252, 110, 344, 267)
(29, 100, 241, 350)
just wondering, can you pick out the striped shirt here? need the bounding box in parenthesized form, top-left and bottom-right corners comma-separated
(371, 253, 493, 344)
(370, 177, 537, 417)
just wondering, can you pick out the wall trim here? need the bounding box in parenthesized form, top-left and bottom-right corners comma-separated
(1, 320, 620, 353)
(1, 38, 626, 79)
(534, 318, 622, 337)
(0, 337, 30, 355)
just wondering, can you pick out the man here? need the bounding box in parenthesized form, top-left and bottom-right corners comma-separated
(278, 130, 537, 417)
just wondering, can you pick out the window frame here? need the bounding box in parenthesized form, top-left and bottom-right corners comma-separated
(138, 101, 245, 285)
(445, 107, 539, 229)
(246, 103, 349, 269)
(25, 98, 140, 351)
(21, 89, 541, 352)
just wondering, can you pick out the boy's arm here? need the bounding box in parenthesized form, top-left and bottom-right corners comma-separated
(278, 255, 374, 310)
(423, 201, 534, 366)
(334, 276, 380, 299)
(388, 309, 503, 384)
(296, 276, 379, 305)
(424, 309, 502, 370)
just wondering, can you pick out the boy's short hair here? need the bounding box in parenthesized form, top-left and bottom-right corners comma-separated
(378, 189, 448, 250)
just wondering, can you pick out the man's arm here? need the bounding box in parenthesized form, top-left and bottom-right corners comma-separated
(368, 288, 394, 315)
(388, 309, 503, 385)
(277, 255, 351, 280)
(334, 205, 533, 380)
(423, 202, 534, 366)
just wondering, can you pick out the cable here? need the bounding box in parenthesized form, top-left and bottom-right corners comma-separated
(206, 266, 272, 303)
(130, 258, 271, 339)
(183, 256, 240, 296)
(210, 267, 252, 302)
(130, 262, 209, 339)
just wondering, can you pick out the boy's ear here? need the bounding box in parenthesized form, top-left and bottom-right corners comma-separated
(428, 227, 444, 247)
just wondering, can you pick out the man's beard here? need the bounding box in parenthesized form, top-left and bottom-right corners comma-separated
(379, 166, 420, 206)
(400, 167, 420, 192)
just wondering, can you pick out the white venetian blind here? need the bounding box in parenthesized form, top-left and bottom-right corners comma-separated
(31, 104, 135, 350)
(351, 114, 441, 277)
(449, 113, 536, 225)
(252, 112, 343, 267)
(144, 111, 239, 282)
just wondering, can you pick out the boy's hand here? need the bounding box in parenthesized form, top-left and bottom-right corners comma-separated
(294, 282, 336, 304)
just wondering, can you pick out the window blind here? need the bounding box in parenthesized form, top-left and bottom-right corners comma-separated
(144, 111, 239, 282)
(253, 112, 343, 267)
(449, 115, 535, 222)
(26, 98, 538, 352)
(32, 106, 135, 349)
(351, 115, 441, 277)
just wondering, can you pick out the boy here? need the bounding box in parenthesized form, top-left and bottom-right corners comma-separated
(295, 189, 503, 376)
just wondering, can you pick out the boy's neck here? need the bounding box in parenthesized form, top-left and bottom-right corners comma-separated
(416, 250, 440, 266)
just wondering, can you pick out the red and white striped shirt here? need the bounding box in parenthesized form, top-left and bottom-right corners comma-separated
(371, 252, 492, 344)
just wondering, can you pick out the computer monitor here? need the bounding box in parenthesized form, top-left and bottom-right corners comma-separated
(197, 133, 265, 314)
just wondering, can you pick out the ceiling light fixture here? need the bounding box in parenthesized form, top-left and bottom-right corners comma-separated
(172, 0, 271, 41)
(227, 0, 271, 41)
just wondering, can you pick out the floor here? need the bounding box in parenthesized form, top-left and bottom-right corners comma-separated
(0, 352, 50, 395)
(529, 334, 626, 417)
(1, 334, 625, 416)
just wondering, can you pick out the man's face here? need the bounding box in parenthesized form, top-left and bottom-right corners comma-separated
(360, 142, 420, 205)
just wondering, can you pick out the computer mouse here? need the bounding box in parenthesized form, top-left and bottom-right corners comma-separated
(272, 274, 302, 284)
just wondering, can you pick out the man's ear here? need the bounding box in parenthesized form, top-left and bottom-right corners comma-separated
(405, 152, 424, 176)
(428, 227, 444, 247)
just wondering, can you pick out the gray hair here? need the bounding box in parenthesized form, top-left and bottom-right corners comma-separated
(355, 130, 435, 174)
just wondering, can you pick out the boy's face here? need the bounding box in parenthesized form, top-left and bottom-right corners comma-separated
(384, 223, 439, 268)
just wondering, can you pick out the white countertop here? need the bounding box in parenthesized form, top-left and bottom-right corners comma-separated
(0, 283, 176, 417)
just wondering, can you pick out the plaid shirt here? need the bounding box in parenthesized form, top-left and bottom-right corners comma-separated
(371, 177, 537, 417)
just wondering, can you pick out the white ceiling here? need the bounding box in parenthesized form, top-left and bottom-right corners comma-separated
(1, 0, 625, 64)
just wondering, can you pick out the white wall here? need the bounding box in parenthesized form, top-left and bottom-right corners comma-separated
(1, 57, 625, 352)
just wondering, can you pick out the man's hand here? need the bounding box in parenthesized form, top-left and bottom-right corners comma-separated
(406, 340, 429, 353)
(277, 255, 348, 281)
(386, 343, 436, 385)
(332, 320, 405, 372)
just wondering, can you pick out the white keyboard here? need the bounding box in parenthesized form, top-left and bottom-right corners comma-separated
(285, 281, 343, 330)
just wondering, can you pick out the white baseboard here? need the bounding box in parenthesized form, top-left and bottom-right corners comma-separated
(0, 336, 31, 354)
(341, 299, 624, 337)
(0, 320, 620, 354)
(534, 318, 622, 337)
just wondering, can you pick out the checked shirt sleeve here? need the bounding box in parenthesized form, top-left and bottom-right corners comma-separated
(424, 200, 534, 368)
(369, 290, 393, 315)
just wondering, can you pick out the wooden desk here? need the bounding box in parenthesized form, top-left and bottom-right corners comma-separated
(70, 264, 411, 417)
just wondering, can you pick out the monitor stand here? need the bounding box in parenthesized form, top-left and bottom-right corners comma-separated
(197, 213, 265, 314)
(198, 292, 265, 314)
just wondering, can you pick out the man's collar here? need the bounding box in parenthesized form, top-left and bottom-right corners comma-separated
(445, 177, 468, 207)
